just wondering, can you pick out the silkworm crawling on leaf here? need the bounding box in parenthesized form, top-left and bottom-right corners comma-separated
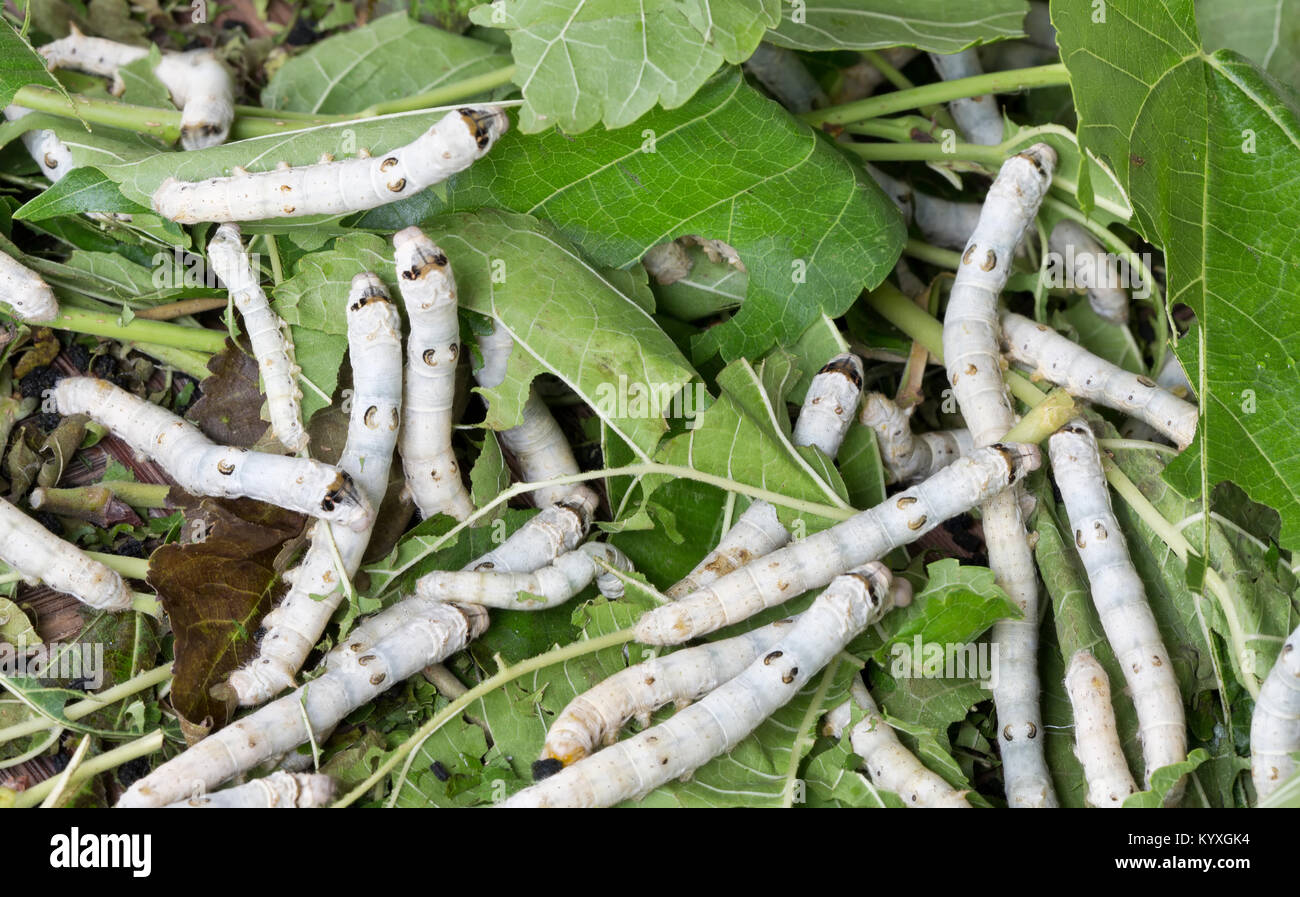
(1047, 221, 1129, 324)
(166, 772, 334, 808)
(1001, 312, 1197, 449)
(416, 541, 631, 610)
(1251, 622, 1300, 800)
(0, 496, 131, 611)
(395, 227, 473, 522)
(54, 377, 372, 531)
(1064, 650, 1138, 808)
(668, 353, 864, 599)
(823, 678, 971, 808)
(859, 392, 973, 486)
(152, 106, 509, 223)
(538, 620, 794, 773)
(635, 443, 1041, 645)
(928, 50, 1005, 145)
(502, 564, 896, 807)
(207, 224, 307, 453)
(942, 143, 1058, 809)
(117, 603, 488, 807)
(327, 490, 598, 663)
(1049, 420, 1186, 803)
(0, 247, 58, 323)
(2, 106, 75, 184)
(226, 276, 402, 706)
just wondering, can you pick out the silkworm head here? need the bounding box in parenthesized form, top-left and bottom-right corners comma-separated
(532, 758, 564, 781)
(347, 272, 391, 310)
(458, 106, 510, 152)
(819, 352, 864, 390)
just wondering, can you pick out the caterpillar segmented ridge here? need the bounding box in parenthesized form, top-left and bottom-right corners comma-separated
(208, 224, 308, 453)
(395, 227, 474, 522)
(635, 443, 1041, 645)
(859, 392, 973, 486)
(165, 771, 335, 808)
(2, 106, 75, 184)
(942, 142, 1058, 809)
(1251, 622, 1300, 800)
(226, 274, 403, 706)
(416, 541, 632, 610)
(1049, 420, 1186, 804)
(0, 247, 58, 322)
(502, 564, 897, 807)
(823, 678, 972, 807)
(151, 106, 509, 223)
(1064, 651, 1138, 808)
(668, 352, 863, 599)
(118, 602, 488, 807)
(539, 620, 795, 771)
(1001, 312, 1197, 449)
(0, 496, 131, 611)
(54, 377, 373, 532)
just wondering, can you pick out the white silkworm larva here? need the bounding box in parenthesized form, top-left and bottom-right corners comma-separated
(0, 247, 58, 323)
(39, 28, 232, 149)
(152, 107, 509, 223)
(859, 392, 974, 486)
(1048, 220, 1129, 324)
(666, 354, 864, 600)
(2, 106, 75, 184)
(866, 164, 1027, 257)
(54, 377, 372, 531)
(226, 276, 403, 706)
(823, 678, 971, 808)
(501, 564, 896, 807)
(1251, 622, 1300, 799)
(0, 496, 131, 611)
(208, 224, 307, 453)
(165, 772, 334, 808)
(117, 602, 488, 807)
(326, 490, 598, 663)
(151, 49, 235, 150)
(942, 143, 1058, 809)
(641, 240, 693, 285)
(415, 541, 632, 610)
(395, 227, 473, 522)
(928, 50, 1005, 146)
(1064, 650, 1138, 808)
(537, 620, 795, 772)
(742, 42, 828, 114)
(1000, 312, 1198, 449)
(635, 443, 1041, 646)
(1049, 420, 1186, 801)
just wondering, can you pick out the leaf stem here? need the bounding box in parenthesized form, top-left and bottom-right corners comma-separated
(360, 65, 518, 116)
(841, 139, 1005, 166)
(0, 664, 172, 746)
(85, 551, 150, 580)
(333, 625, 637, 807)
(1003, 388, 1077, 444)
(9, 85, 179, 142)
(45, 307, 227, 354)
(127, 341, 213, 379)
(805, 63, 1070, 126)
(12, 729, 164, 808)
(133, 298, 229, 320)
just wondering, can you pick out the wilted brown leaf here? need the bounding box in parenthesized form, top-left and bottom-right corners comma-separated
(186, 339, 269, 448)
(147, 495, 305, 730)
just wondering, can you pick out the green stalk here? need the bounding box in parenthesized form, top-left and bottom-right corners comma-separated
(857, 54, 955, 128)
(805, 63, 1070, 126)
(842, 139, 1005, 166)
(338, 625, 637, 808)
(12, 729, 164, 808)
(0, 664, 172, 746)
(360, 65, 518, 116)
(9, 85, 180, 142)
(1003, 388, 1076, 444)
(85, 551, 149, 580)
(45, 307, 227, 354)
(128, 342, 213, 380)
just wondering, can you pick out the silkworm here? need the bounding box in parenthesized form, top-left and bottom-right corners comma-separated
(667, 353, 863, 599)
(165, 771, 334, 808)
(941, 143, 1058, 809)
(152, 107, 509, 223)
(635, 443, 1041, 645)
(2, 105, 75, 185)
(116, 603, 487, 807)
(416, 541, 631, 610)
(867, 164, 1028, 256)
(1001, 312, 1197, 449)
(0, 247, 58, 323)
(54, 377, 372, 531)
(1050, 420, 1186, 803)
(0, 496, 130, 611)
(823, 677, 972, 808)
(207, 224, 307, 453)
(928, 50, 1005, 145)
(1048, 220, 1129, 324)
(859, 392, 974, 486)
(226, 274, 402, 706)
(742, 42, 828, 114)
(1064, 650, 1138, 808)
(1251, 622, 1300, 800)
(501, 564, 896, 807)
(394, 227, 473, 522)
